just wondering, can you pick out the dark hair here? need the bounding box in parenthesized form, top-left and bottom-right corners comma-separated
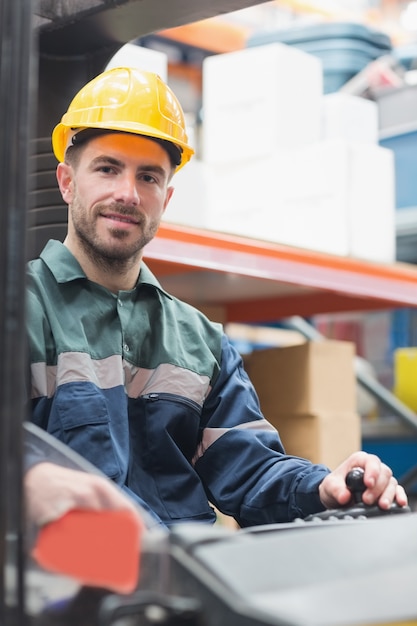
(66, 128, 182, 170)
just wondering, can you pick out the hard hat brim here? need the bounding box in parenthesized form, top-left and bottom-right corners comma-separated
(52, 121, 194, 171)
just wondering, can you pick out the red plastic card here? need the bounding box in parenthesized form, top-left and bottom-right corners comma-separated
(32, 508, 144, 594)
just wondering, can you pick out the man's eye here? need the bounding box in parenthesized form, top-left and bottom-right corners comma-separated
(99, 166, 115, 174)
(139, 174, 158, 184)
(140, 174, 157, 183)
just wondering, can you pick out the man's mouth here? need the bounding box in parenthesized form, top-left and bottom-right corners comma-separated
(103, 213, 139, 226)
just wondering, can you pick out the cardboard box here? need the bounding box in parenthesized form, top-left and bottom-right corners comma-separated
(245, 340, 357, 414)
(202, 43, 323, 164)
(269, 411, 362, 469)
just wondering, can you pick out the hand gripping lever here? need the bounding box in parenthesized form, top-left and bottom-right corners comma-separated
(303, 467, 410, 522)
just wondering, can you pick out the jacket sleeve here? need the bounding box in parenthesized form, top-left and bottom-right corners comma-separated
(195, 334, 330, 527)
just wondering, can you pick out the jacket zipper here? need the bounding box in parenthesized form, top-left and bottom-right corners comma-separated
(142, 392, 201, 413)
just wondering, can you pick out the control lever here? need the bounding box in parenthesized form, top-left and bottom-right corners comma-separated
(345, 467, 367, 503)
(303, 466, 411, 522)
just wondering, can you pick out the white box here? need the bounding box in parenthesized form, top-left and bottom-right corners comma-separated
(166, 156, 292, 241)
(322, 93, 379, 144)
(269, 141, 395, 262)
(345, 142, 396, 263)
(105, 43, 168, 81)
(166, 160, 210, 229)
(271, 140, 396, 262)
(166, 151, 350, 255)
(165, 141, 396, 263)
(201, 43, 323, 164)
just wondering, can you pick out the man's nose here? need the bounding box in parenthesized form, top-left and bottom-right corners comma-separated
(114, 173, 139, 206)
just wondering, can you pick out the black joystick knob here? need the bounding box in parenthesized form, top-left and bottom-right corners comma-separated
(346, 467, 366, 504)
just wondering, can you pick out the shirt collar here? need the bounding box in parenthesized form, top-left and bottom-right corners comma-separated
(40, 240, 85, 282)
(136, 260, 172, 300)
(39, 239, 172, 299)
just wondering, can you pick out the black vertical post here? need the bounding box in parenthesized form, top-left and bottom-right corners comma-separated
(0, 0, 36, 622)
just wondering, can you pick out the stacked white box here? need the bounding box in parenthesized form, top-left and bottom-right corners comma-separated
(193, 144, 357, 257)
(166, 41, 395, 263)
(266, 140, 396, 262)
(345, 142, 396, 263)
(322, 92, 379, 144)
(166, 141, 396, 263)
(105, 43, 168, 81)
(166, 160, 209, 229)
(201, 43, 323, 164)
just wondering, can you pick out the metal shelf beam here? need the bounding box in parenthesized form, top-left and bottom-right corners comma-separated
(145, 223, 417, 321)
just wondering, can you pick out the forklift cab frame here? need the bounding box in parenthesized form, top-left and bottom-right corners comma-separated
(2, 2, 417, 625)
(0, 1, 267, 622)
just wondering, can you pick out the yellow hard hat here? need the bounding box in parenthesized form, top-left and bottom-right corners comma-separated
(52, 66, 194, 171)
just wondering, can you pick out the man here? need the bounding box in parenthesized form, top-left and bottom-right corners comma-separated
(27, 67, 407, 529)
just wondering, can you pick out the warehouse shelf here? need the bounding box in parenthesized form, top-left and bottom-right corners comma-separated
(34, 0, 417, 326)
(144, 222, 417, 322)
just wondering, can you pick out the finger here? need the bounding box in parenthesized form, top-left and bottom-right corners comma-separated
(31, 498, 76, 527)
(373, 476, 397, 509)
(378, 481, 408, 509)
(362, 463, 392, 505)
(361, 454, 384, 490)
(395, 484, 408, 507)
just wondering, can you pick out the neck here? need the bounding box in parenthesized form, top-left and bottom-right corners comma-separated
(64, 236, 142, 292)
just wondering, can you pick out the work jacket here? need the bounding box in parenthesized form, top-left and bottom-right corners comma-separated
(27, 240, 329, 528)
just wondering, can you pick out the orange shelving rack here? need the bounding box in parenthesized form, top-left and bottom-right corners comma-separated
(145, 222, 417, 323)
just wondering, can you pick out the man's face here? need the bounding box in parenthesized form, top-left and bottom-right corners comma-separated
(57, 133, 174, 264)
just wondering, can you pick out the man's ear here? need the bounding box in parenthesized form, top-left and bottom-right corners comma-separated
(162, 185, 175, 214)
(56, 163, 74, 204)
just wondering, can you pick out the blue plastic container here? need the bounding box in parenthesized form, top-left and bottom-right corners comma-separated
(393, 42, 417, 71)
(380, 129, 417, 210)
(377, 85, 417, 213)
(247, 22, 392, 93)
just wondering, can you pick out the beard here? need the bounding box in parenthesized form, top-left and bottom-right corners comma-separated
(70, 197, 160, 274)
